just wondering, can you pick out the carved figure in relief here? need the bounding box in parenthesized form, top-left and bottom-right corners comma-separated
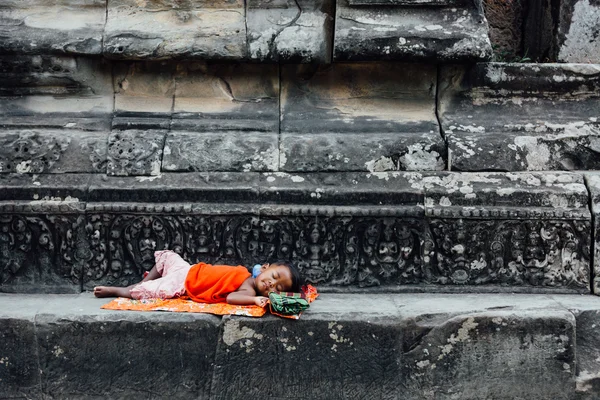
(0, 217, 30, 282)
(94, 250, 303, 307)
(296, 221, 337, 283)
(186, 217, 221, 261)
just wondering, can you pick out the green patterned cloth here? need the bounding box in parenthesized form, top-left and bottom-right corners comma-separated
(268, 291, 310, 315)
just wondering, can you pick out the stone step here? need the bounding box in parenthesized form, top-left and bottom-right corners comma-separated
(1, 292, 599, 399)
(439, 62, 600, 171)
(0, 0, 491, 63)
(0, 171, 592, 294)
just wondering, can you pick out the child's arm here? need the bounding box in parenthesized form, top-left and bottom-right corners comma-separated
(226, 277, 269, 306)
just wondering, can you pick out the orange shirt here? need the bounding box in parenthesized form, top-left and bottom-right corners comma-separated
(184, 262, 251, 303)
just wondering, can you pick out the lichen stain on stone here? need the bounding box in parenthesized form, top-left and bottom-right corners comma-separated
(365, 156, 395, 172)
(222, 320, 264, 348)
(558, 0, 600, 62)
(399, 144, 444, 171)
(513, 137, 550, 170)
(576, 370, 600, 392)
(437, 317, 479, 361)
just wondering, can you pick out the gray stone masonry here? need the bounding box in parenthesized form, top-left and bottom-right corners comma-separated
(2, 292, 600, 399)
(0, 171, 592, 294)
(334, 0, 492, 62)
(439, 62, 600, 171)
(0, 0, 491, 63)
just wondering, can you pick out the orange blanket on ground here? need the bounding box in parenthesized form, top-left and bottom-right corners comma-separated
(99, 285, 319, 319)
(184, 262, 251, 304)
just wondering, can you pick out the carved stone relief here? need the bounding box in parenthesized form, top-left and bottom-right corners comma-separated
(81, 214, 590, 291)
(0, 214, 82, 292)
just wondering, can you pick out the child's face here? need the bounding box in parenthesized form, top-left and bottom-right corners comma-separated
(255, 264, 293, 296)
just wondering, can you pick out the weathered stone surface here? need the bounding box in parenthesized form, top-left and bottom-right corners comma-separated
(0, 173, 90, 201)
(439, 63, 600, 171)
(0, 0, 105, 56)
(33, 295, 219, 399)
(0, 56, 113, 132)
(349, 0, 467, 4)
(0, 296, 41, 398)
(103, 0, 246, 60)
(259, 171, 424, 206)
(163, 132, 278, 172)
(212, 294, 577, 400)
(585, 173, 600, 295)
(483, 0, 524, 60)
(172, 63, 279, 133)
(212, 310, 403, 399)
(106, 130, 166, 176)
(281, 63, 444, 172)
(401, 310, 576, 399)
(282, 63, 438, 134)
(112, 61, 175, 130)
(334, 0, 492, 62)
(4, 292, 596, 399)
(246, 0, 334, 62)
(0, 129, 107, 174)
(0, 171, 590, 292)
(557, 0, 600, 63)
(280, 133, 445, 172)
(0, 213, 86, 294)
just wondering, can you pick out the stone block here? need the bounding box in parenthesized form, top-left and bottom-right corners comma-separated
(0, 56, 113, 132)
(334, 0, 492, 62)
(281, 63, 438, 134)
(246, 0, 334, 62)
(0, 0, 105, 56)
(35, 307, 220, 398)
(103, 0, 246, 60)
(280, 63, 444, 172)
(439, 63, 600, 171)
(557, 0, 600, 63)
(212, 310, 404, 399)
(0, 316, 40, 398)
(280, 133, 445, 172)
(113, 61, 175, 130)
(574, 309, 600, 397)
(106, 129, 166, 176)
(163, 131, 278, 172)
(399, 308, 576, 399)
(585, 172, 600, 295)
(172, 63, 279, 133)
(0, 129, 108, 174)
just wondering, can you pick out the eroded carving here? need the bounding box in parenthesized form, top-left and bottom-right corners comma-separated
(0, 132, 69, 173)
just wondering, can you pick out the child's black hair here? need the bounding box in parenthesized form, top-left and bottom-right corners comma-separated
(270, 260, 304, 293)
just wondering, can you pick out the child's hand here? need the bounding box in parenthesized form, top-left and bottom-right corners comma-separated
(254, 296, 269, 307)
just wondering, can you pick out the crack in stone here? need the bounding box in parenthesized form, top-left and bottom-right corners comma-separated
(266, 0, 303, 59)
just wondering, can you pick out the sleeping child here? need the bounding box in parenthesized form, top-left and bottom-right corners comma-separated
(93, 250, 303, 307)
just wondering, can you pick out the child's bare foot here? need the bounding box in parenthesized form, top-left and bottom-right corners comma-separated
(93, 286, 133, 298)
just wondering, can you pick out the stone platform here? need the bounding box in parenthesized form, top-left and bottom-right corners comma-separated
(1, 292, 600, 399)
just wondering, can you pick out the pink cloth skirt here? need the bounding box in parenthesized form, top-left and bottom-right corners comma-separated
(130, 250, 191, 300)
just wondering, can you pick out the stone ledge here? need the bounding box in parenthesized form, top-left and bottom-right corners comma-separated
(1, 292, 599, 399)
(439, 63, 600, 172)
